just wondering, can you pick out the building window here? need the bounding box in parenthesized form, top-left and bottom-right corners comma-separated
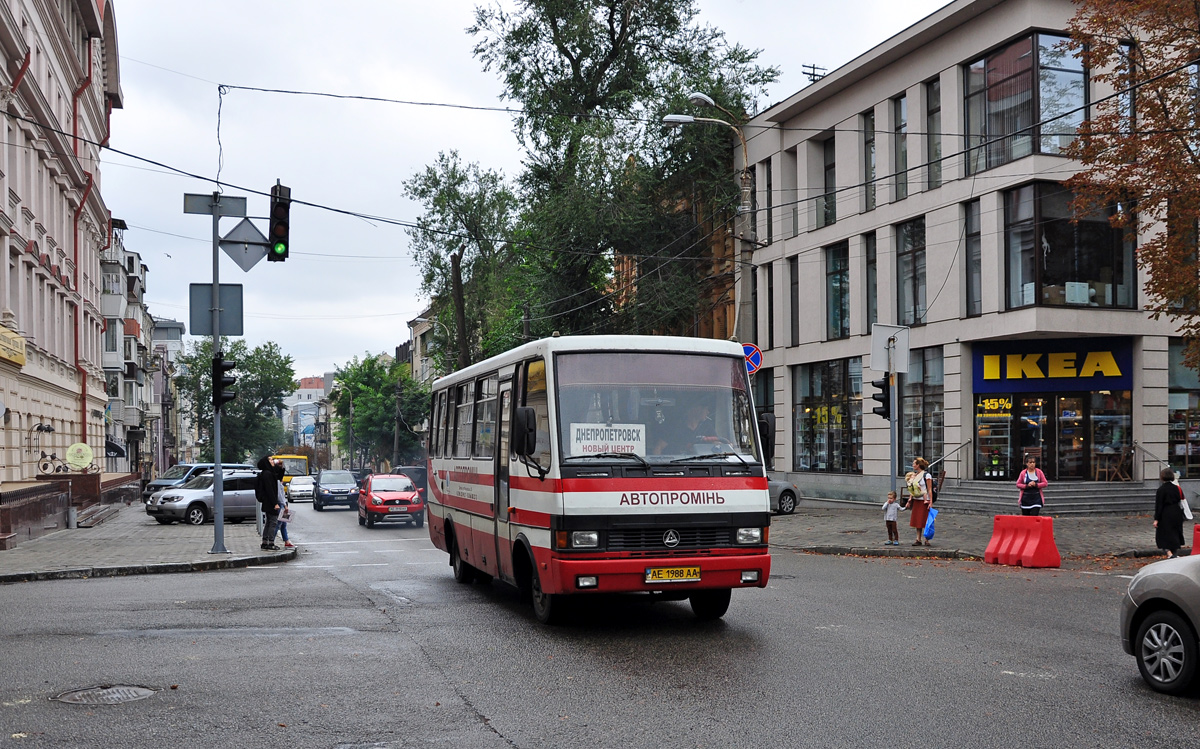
(863, 110, 876, 211)
(825, 241, 849, 340)
(817, 137, 836, 228)
(926, 78, 942, 188)
(894, 95, 908, 200)
(751, 266, 759, 343)
(965, 33, 1086, 174)
(766, 261, 775, 349)
(765, 160, 774, 244)
(104, 319, 119, 352)
(900, 347, 944, 472)
(865, 232, 878, 327)
(966, 200, 982, 316)
(1169, 339, 1200, 478)
(793, 358, 863, 474)
(897, 217, 926, 325)
(1005, 183, 1135, 309)
(788, 256, 800, 347)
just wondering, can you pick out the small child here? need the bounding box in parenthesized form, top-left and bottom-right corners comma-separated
(882, 490, 901, 545)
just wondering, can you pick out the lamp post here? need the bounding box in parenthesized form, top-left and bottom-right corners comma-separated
(663, 92, 756, 344)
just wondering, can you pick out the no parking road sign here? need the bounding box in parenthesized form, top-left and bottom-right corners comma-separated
(742, 343, 762, 374)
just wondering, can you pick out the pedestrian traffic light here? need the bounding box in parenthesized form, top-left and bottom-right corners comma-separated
(267, 182, 290, 262)
(212, 355, 237, 411)
(870, 377, 891, 421)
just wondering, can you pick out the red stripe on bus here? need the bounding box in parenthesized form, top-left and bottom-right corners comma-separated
(560, 476, 767, 492)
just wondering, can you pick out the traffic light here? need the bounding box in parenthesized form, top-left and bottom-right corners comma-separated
(267, 182, 291, 262)
(212, 355, 237, 412)
(870, 377, 891, 421)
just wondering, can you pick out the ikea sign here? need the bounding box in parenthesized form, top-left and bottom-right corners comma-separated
(973, 338, 1132, 394)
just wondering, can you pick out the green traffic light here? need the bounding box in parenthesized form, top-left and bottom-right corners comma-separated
(272, 241, 287, 255)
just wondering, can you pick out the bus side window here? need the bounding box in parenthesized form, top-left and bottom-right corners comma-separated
(524, 359, 552, 464)
(429, 392, 442, 459)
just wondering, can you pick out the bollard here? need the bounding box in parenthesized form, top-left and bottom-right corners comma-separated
(67, 507, 77, 529)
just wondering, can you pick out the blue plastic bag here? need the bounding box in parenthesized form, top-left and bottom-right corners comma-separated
(923, 507, 938, 540)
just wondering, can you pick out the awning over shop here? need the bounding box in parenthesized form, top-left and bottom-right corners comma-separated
(105, 438, 126, 458)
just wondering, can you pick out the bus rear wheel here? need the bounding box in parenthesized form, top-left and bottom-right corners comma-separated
(689, 589, 731, 620)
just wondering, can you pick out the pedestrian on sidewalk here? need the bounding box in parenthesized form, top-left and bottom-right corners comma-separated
(882, 490, 902, 545)
(903, 457, 934, 546)
(255, 456, 282, 551)
(1154, 467, 1185, 558)
(273, 461, 295, 549)
(1016, 455, 1048, 516)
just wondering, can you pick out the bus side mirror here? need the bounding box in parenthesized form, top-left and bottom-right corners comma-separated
(758, 412, 776, 468)
(513, 407, 537, 456)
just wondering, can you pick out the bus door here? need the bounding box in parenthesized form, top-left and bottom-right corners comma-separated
(492, 382, 515, 582)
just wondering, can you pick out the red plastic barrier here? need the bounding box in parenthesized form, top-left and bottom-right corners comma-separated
(1193, 523, 1199, 555)
(984, 515, 1061, 568)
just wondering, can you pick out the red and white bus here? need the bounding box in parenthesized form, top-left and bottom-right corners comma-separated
(425, 335, 771, 623)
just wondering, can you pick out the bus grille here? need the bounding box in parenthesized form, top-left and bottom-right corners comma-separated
(608, 527, 731, 551)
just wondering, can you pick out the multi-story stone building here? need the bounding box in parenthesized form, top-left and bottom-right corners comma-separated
(150, 317, 188, 467)
(283, 375, 326, 448)
(0, 1, 122, 481)
(741, 0, 1191, 502)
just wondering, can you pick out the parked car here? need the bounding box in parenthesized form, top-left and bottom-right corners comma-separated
(1120, 554, 1200, 695)
(392, 464, 428, 499)
(769, 478, 799, 515)
(313, 469, 359, 511)
(144, 470, 260, 525)
(350, 468, 372, 487)
(286, 475, 315, 502)
(357, 473, 424, 528)
(142, 462, 255, 502)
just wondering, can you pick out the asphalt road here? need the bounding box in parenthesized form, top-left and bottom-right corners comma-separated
(1, 501, 1196, 749)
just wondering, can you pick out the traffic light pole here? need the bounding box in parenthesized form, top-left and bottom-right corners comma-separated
(887, 338, 898, 498)
(209, 192, 229, 555)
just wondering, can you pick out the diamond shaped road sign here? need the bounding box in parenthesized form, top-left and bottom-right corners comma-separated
(219, 218, 269, 272)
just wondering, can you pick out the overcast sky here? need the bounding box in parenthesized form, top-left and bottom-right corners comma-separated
(106, 0, 949, 380)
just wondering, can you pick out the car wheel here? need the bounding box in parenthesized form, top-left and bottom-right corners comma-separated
(314, 500, 324, 511)
(778, 490, 797, 515)
(689, 589, 732, 621)
(366, 513, 375, 528)
(415, 513, 425, 529)
(1136, 609, 1199, 695)
(184, 503, 207, 526)
(451, 537, 475, 584)
(155, 518, 174, 525)
(530, 563, 562, 624)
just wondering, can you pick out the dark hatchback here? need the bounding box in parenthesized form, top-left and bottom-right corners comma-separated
(314, 469, 358, 511)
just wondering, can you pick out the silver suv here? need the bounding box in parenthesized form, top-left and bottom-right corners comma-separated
(142, 462, 256, 502)
(144, 470, 261, 525)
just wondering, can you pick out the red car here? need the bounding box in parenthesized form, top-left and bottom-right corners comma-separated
(357, 473, 424, 528)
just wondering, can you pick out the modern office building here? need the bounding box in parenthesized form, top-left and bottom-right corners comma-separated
(739, 0, 1187, 501)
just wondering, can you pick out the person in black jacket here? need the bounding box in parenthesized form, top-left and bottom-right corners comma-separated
(256, 456, 282, 550)
(1154, 467, 1186, 558)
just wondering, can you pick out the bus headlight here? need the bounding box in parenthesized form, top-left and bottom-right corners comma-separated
(571, 531, 600, 548)
(736, 527, 763, 545)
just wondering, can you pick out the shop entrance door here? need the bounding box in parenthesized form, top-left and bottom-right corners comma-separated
(1015, 395, 1086, 480)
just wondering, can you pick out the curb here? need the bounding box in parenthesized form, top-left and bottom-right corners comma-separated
(775, 543, 978, 560)
(0, 548, 297, 585)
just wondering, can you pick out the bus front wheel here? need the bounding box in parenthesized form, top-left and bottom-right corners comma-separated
(530, 564, 562, 625)
(689, 589, 731, 620)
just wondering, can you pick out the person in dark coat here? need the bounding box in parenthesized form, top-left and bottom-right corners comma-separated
(1154, 467, 1186, 558)
(255, 456, 282, 550)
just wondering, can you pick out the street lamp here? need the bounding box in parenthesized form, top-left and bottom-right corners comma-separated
(663, 93, 757, 343)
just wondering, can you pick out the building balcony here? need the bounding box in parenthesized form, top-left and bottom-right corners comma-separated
(100, 292, 127, 319)
(102, 350, 123, 370)
(107, 399, 125, 424)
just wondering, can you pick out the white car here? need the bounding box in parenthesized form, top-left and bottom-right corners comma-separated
(769, 479, 799, 514)
(286, 475, 315, 502)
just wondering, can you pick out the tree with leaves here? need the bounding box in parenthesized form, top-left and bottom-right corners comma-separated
(1068, 1, 1200, 362)
(174, 337, 295, 463)
(469, 0, 777, 340)
(332, 353, 430, 471)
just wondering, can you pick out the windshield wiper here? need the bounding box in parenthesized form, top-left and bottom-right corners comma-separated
(563, 452, 650, 468)
(670, 451, 750, 467)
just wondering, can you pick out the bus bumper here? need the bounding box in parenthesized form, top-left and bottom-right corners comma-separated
(544, 551, 771, 595)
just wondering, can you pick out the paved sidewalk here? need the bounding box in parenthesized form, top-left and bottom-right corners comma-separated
(770, 499, 1195, 562)
(0, 503, 295, 584)
(0, 499, 1193, 585)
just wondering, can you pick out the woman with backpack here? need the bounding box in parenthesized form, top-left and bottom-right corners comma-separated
(903, 457, 935, 546)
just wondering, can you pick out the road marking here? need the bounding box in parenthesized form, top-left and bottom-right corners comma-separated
(351, 563, 390, 567)
(1001, 670, 1056, 679)
(291, 565, 336, 568)
(295, 539, 429, 546)
(329, 551, 361, 555)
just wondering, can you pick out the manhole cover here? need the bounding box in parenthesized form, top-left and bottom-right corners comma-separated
(52, 685, 158, 705)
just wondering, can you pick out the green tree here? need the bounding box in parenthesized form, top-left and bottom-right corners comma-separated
(404, 151, 518, 371)
(332, 354, 431, 470)
(470, 0, 776, 337)
(174, 337, 295, 462)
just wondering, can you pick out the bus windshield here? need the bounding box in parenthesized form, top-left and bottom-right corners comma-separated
(272, 456, 308, 477)
(555, 352, 758, 463)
